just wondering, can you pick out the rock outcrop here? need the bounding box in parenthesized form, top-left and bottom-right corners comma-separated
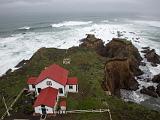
(156, 84, 160, 96)
(152, 74, 160, 97)
(103, 38, 143, 76)
(104, 58, 139, 96)
(101, 38, 144, 96)
(15, 59, 29, 68)
(80, 34, 106, 56)
(81, 36, 142, 97)
(144, 48, 160, 67)
(140, 86, 159, 98)
(152, 74, 160, 83)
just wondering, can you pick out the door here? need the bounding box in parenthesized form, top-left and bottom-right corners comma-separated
(41, 107, 47, 115)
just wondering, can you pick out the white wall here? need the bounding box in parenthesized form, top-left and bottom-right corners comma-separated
(35, 78, 65, 96)
(60, 106, 66, 111)
(65, 85, 78, 93)
(35, 106, 54, 114)
(28, 85, 35, 91)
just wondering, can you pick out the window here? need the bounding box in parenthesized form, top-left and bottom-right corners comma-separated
(69, 85, 73, 89)
(59, 88, 63, 94)
(46, 81, 52, 86)
(38, 88, 41, 93)
(76, 85, 78, 92)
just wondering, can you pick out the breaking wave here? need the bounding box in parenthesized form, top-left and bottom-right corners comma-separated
(51, 21, 93, 28)
(18, 26, 31, 30)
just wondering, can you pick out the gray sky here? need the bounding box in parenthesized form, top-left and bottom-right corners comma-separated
(0, 0, 159, 16)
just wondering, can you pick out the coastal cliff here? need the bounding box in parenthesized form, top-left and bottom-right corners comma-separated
(104, 58, 139, 96)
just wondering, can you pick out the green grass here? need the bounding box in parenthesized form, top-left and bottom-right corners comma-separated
(0, 47, 160, 120)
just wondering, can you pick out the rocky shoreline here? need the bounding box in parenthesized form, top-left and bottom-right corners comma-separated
(3, 34, 160, 100)
(80, 34, 160, 100)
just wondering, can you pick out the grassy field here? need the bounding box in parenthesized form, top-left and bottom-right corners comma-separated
(0, 47, 160, 120)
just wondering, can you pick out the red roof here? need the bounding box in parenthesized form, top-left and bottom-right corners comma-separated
(35, 64, 69, 85)
(33, 87, 58, 107)
(67, 77, 78, 85)
(60, 100, 67, 107)
(27, 77, 37, 85)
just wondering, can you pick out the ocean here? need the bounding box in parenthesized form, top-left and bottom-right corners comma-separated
(0, 13, 160, 110)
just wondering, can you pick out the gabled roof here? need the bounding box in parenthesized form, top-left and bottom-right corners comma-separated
(67, 77, 78, 85)
(35, 64, 69, 85)
(27, 77, 37, 85)
(33, 87, 58, 107)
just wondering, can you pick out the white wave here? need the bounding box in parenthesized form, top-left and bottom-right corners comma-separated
(101, 20, 109, 23)
(133, 20, 160, 28)
(51, 21, 92, 28)
(121, 89, 150, 103)
(18, 26, 31, 30)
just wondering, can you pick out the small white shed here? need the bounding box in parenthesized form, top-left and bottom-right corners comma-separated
(66, 77, 78, 93)
(27, 77, 37, 91)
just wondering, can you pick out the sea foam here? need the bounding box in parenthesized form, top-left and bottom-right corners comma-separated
(51, 21, 93, 28)
(18, 26, 31, 30)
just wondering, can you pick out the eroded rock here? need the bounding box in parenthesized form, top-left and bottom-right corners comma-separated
(140, 86, 158, 98)
(152, 74, 160, 83)
(104, 58, 139, 96)
(80, 34, 106, 56)
(156, 84, 160, 96)
(144, 49, 160, 66)
(104, 38, 143, 76)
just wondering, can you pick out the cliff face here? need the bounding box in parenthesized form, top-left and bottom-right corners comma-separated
(104, 58, 139, 96)
(102, 38, 143, 96)
(104, 38, 143, 76)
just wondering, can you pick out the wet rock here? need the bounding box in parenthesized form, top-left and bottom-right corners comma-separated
(141, 47, 150, 54)
(140, 62, 146, 66)
(147, 86, 155, 91)
(144, 78, 151, 82)
(152, 74, 160, 83)
(142, 47, 150, 49)
(144, 49, 160, 66)
(156, 84, 160, 96)
(117, 31, 123, 37)
(103, 58, 139, 96)
(140, 86, 158, 98)
(5, 69, 12, 75)
(15, 59, 28, 68)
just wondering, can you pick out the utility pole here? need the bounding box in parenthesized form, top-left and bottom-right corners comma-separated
(2, 96, 10, 116)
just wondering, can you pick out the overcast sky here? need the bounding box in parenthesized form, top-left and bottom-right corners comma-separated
(0, 0, 160, 17)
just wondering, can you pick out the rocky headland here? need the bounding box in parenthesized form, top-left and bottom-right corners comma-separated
(0, 34, 160, 120)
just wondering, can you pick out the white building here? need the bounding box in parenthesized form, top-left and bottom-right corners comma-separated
(33, 87, 59, 114)
(26, 64, 78, 115)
